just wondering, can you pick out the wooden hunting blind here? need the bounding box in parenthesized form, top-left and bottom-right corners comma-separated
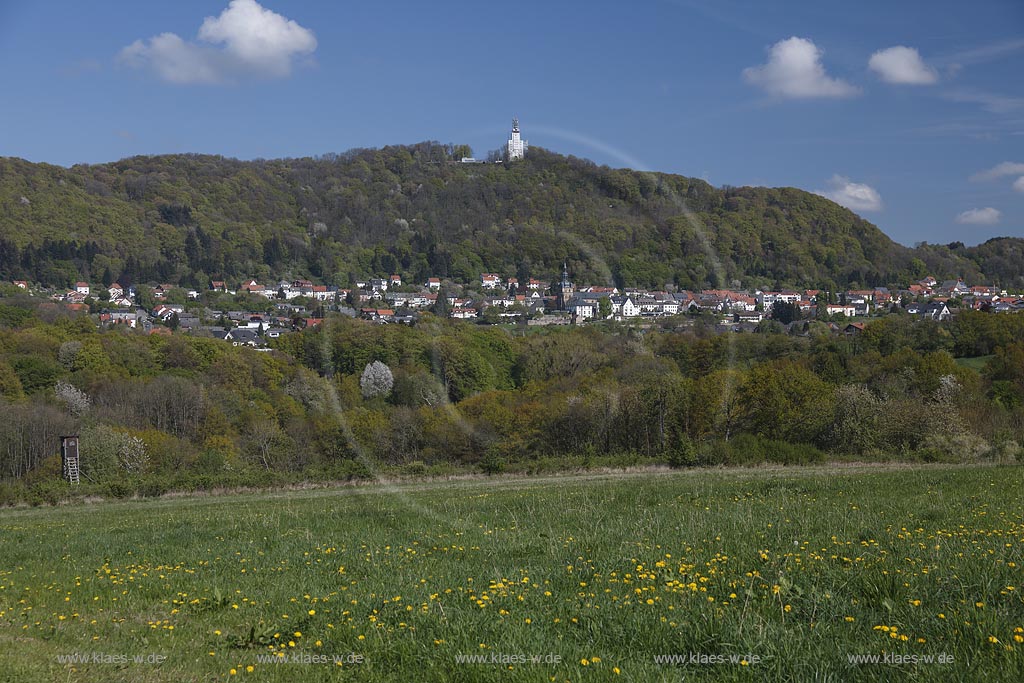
(61, 435, 80, 485)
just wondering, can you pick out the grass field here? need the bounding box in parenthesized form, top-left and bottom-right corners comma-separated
(1, 464, 1023, 682)
(954, 355, 994, 373)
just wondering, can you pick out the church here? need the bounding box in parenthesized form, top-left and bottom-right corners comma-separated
(506, 118, 528, 160)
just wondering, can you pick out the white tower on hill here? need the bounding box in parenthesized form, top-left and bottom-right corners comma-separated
(506, 118, 527, 160)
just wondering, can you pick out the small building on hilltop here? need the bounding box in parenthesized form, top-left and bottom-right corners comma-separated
(506, 118, 528, 161)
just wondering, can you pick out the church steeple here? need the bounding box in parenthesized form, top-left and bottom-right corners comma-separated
(556, 261, 574, 310)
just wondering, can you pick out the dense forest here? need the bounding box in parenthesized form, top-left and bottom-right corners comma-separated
(1, 294, 1022, 505)
(2, 145, 1023, 292)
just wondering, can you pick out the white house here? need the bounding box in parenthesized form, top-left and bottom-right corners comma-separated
(611, 296, 639, 318)
(75, 282, 90, 296)
(568, 299, 597, 321)
(826, 304, 857, 317)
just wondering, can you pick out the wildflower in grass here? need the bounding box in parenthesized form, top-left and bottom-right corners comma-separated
(909, 600, 921, 606)
(246, 665, 254, 672)
(613, 667, 621, 675)
(229, 669, 237, 676)
(308, 609, 315, 616)
(989, 636, 999, 644)
(845, 616, 855, 622)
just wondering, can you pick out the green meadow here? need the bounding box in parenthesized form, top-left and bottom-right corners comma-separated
(1, 464, 1022, 682)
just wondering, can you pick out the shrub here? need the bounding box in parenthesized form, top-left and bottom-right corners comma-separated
(667, 435, 697, 468)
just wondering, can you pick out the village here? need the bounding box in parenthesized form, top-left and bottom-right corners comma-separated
(7, 264, 1023, 350)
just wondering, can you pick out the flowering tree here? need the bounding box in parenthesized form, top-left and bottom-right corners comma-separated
(360, 361, 394, 399)
(55, 380, 91, 417)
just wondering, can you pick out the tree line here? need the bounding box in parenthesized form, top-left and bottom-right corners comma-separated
(1, 298, 1021, 504)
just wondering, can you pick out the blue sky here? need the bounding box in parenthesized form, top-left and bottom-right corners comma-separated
(0, 0, 1021, 246)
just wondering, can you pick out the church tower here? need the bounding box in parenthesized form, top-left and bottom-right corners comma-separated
(556, 262, 574, 310)
(506, 118, 527, 160)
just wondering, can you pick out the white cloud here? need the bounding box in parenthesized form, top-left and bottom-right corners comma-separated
(868, 46, 937, 85)
(1014, 176, 1024, 193)
(970, 161, 1024, 182)
(955, 207, 1001, 225)
(743, 37, 859, 99)
(118, 0, 316, 85)
(814, 175, 882, 212)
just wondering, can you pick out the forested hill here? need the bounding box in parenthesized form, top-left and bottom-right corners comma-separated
(1, 144, 1021, 291)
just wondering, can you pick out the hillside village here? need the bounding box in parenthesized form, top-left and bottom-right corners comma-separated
(8, 265, 1023, 349)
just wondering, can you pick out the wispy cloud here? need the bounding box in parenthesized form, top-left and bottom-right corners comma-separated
(955, 207, 1001, 225)
(970, 161, 1024, 182)
(869, 46, 937, 85)
(943, 88, 1024, 114)
(743, 37, 859, 99)
(941, 38, 1024, 68)
(814, 175, 882, 212)
(118, 0, 316, 85)
(1014, 177, 1024, 193)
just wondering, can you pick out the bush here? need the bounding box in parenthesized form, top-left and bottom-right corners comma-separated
(480, 448, 506, 475)
(138, 478, 170, 498)
(918, 432, 990, 463)
(104, 480, 134, 499)
(761, 439, 826, 465)
(28, 479, 71, 506)
(667, 435, 697, 468)
(401, 460, 428, 476)
(696, 440, 731, 466)
(0, 481, 26, 507)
